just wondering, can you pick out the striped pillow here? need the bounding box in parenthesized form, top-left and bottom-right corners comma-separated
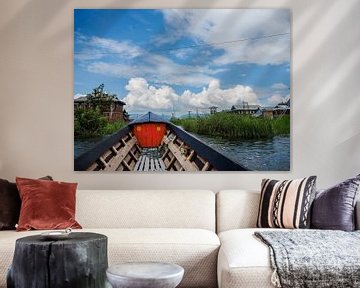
(257, 176, 317, 229)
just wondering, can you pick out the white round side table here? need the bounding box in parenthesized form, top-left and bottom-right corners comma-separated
(106, 262, 184, 288)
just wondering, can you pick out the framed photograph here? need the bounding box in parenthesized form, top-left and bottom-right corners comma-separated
(74, 9, 291, 172)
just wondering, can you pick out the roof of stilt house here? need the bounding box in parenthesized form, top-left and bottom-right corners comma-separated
(231, 104, 261, 110)
(74, 95, 126, 106)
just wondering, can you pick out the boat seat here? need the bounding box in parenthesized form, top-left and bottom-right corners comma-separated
(134, 155, 166, 171)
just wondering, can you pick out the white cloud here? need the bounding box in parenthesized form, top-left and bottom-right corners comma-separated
(122, 78, 179, 111)
(74, 93, 86, 99)
(267, 94, 290, 106)
(180, 79, 259, 109)
(171, 49, 189, 59)
(120, 78, 259, 112)
(87, 62, 139, 78)
(272, 83, 288, 90)
(160, 9, 290, 65)
(74, 48, 105, 61)
(89, 37, 142, 58)
(87, 54, 222, 87)
(74, 34, 142, 62)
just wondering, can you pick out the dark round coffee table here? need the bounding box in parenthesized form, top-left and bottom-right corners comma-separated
(106, 262, 184, 288)
(7, 232, 108, 288)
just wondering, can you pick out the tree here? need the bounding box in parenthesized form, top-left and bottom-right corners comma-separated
(74, 108, 107, 138)
(86, 84, 117, 113)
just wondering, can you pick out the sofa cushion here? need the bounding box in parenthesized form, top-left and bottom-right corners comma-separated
(311, 174, 360, 231)
(0, 179, 20, 231)
(217, 228, 279, 288)
(0, 228, 220, 288)
(0, 176, 53, 230)
(76, 190, 216, 231)
(257, 177, 317, 229)
(16, 177, 81, 231)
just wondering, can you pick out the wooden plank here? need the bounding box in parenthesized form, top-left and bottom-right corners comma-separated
(134, 156, 143, 171)
(161, 148, 170, 160)
(139, 155, 146, 171)
(167, 141, 198, 171)
(143, 157, 150, 171)
(129, 150, 138, 161)
(158, 159, 166, 171)
(105, 137, 137, 171)
(167, 123, 248, 171)
(186, 150, 195, 161)
(202, 162, 210, 171)
(86, 162, 99, 171)
(122, 160, 131, 171)
(135, 144, 142, 153)
(154, 159, 160, 171)
(99, 157, 108, 168)
(74, 126, 132, 171)
(168, 156, 177, 170)
(150, 159, 155, 171)
(111, 146, 118, 155)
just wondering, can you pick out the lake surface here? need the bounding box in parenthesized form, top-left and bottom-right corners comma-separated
(74, 134, 290, 171)
(193, 133, 290, 171)
(74, 136, 110, 158)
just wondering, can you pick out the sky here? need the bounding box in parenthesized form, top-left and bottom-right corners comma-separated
(74, 9, 291, 116)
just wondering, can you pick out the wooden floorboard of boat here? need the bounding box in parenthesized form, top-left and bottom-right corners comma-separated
(154, 159, 160, 171)
(134, 156, 166, 172)
(158, 159, 166, 171)
(134, 156, 143, 171)
(143, 157, 150, 171)
(139, 156, 146, 171)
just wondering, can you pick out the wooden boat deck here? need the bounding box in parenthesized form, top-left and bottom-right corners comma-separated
(134, 155, 166, 171)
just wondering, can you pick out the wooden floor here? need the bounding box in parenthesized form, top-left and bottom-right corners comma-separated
(134, 155, 166, 171)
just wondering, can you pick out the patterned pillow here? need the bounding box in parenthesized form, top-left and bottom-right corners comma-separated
(257, 176, 317, 229)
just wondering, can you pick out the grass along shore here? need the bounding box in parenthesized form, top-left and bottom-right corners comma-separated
(171, 113, 290, 140)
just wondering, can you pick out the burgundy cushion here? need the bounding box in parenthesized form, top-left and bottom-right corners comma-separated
(0, 176, 52, 230)
(16, 177, 82, 231)
(311, 174, 360, 231)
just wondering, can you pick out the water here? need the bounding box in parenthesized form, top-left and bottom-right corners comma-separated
(74, 136, 109, 158)
(75, 134, 290, 171)
(192, 134, 290, 171)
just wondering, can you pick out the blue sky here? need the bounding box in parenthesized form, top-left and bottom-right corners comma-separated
(74, 9, 290, 115)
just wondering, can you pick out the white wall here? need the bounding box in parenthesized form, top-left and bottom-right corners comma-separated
(0, 0, 359, 191)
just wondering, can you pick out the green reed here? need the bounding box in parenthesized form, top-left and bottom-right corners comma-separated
(171, 113, 290, 140)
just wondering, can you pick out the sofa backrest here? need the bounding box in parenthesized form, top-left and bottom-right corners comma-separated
(216, 190, 260, 233)
(217, 190, 360, 233)
(76, 190, 216, 231)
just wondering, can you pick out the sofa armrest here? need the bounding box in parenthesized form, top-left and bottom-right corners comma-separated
(356, 200, 360, 230)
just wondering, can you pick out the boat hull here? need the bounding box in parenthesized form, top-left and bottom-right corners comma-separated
(74, 112, 249, 172)
(74, 125, 248, 172)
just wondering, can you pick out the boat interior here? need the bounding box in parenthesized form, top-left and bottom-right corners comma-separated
(86, 129, 215, 172)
